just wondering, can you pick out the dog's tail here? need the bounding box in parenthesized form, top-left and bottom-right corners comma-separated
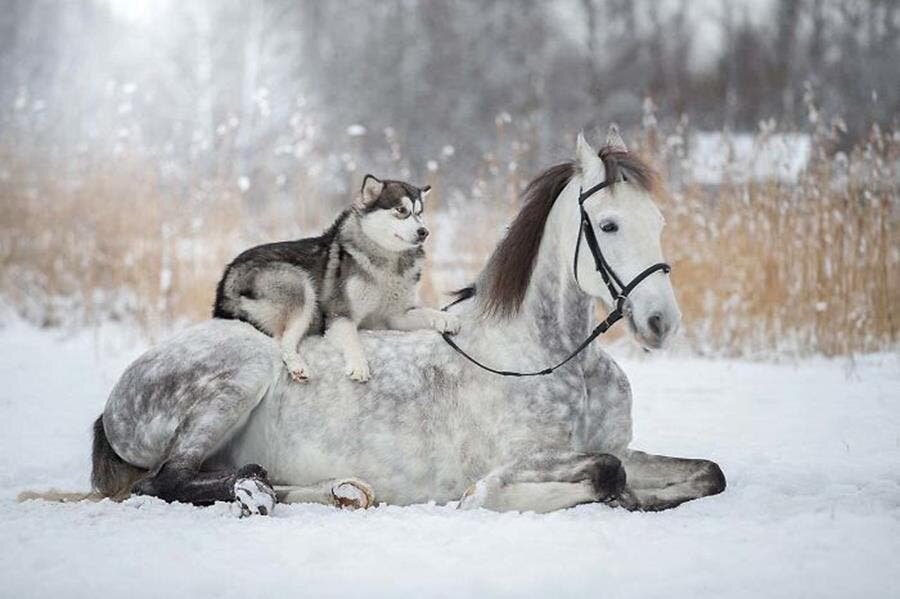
(19, 416, 145, 504)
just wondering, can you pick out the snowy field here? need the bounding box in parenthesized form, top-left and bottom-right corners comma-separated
(0, 317, 898, 598)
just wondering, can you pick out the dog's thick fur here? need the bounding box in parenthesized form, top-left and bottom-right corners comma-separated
(213, 175, 459, 382)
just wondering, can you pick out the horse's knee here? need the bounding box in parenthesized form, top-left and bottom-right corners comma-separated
(696, 460, 726, 496)
(582, 453, 627, 502)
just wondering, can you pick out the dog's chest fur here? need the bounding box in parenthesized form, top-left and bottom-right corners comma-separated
(333, 244, 423, 324)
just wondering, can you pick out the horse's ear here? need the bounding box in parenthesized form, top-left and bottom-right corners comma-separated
(576, 131, 604, 180)
(605, 123, 628, 152)
(576, 131, 595, 162)
(355, 174, 384, 211)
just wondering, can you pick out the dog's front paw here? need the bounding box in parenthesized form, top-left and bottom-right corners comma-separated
(345, 356, 370, 382)
(282, 353, 311, 382)
(431, 312, 461, 334)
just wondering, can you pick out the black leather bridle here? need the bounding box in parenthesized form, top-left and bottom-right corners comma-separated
(440, 175, 671, 377)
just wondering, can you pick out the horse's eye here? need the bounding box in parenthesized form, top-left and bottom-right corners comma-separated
(600, 221, 618, 233)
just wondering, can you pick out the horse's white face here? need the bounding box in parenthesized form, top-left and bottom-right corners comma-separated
(571, 131, 681, 349)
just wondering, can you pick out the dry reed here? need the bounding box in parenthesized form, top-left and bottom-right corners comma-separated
(0, 120, 896, 357)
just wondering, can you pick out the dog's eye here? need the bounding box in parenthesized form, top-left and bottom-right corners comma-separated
(395, 206, 410, 218)
(599, 221, 618, 233)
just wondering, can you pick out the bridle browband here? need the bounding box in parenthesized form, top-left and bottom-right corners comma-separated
(440, 174, 671, 377)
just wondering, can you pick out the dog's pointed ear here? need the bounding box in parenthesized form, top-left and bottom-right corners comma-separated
(420, 184, 432, 198)
(355, 174, 384, 211)
(605, 123, 628, 152)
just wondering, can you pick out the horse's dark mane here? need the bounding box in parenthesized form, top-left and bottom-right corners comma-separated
(471, 146, 659, 318)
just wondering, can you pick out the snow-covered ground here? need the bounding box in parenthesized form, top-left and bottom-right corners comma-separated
(0, 317, 898, 598)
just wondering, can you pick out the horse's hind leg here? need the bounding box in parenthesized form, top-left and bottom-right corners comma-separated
(275, 478, 375, 510)
(618, 450, 726, 511)
(134, 462, 276, 516)
(458, 451, 627, 513)
(131, 370, 277, 515)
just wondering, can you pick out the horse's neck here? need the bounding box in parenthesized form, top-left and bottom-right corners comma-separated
(469, 182, 594, 363)
(519, 187, 593, 353)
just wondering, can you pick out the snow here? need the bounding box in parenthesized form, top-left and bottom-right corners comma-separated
(0, 317, 898, 598)
(689, 132, 812, 184)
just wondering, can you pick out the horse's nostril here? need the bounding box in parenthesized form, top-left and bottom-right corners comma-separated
(648, 313, 665, 338)
(417, 227, 429, 240)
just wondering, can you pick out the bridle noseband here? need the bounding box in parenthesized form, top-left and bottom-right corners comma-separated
(441, 175, 671, 377)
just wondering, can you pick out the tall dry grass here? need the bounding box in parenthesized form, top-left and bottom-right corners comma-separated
(657, 148, 897, 357)
(0, 117, 896, 356)
(0, 149, 330, 339)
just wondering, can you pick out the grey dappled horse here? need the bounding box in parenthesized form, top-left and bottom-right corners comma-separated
(92, 129, 725, 515)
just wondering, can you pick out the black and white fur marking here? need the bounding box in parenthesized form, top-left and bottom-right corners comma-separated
(213, 175, 459, 382)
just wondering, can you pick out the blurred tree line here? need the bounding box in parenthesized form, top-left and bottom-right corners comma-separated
(0, 0, 897, 205)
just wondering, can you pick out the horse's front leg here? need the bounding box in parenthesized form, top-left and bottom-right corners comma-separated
(618, 450, 726, 511)
(457, 452, 627, 513)
(274, 478, 375, 510)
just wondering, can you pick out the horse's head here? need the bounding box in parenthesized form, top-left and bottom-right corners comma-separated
(571, 127, 680, 349)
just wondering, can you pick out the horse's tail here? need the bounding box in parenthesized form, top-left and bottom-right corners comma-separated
(91, 415, 145, 500)
(18, 416, 145, 504)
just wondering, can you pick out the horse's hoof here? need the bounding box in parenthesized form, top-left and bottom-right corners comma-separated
(607, 486, 640, 511)
(456, 478, 499, 510)
(457, 481, 485, 510)
(331, 479, 374, 510)
(234, 476, 276, 517)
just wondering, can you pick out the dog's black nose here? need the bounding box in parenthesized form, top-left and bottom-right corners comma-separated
(417, 227, 429, 241)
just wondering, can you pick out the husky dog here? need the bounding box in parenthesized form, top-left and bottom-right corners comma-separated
(213, 175, 459, 383)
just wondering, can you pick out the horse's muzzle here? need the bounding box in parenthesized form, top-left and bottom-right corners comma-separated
(625, 300, 680, 350)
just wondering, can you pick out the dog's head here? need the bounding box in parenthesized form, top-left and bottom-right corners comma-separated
(353, 174, 431, 252)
